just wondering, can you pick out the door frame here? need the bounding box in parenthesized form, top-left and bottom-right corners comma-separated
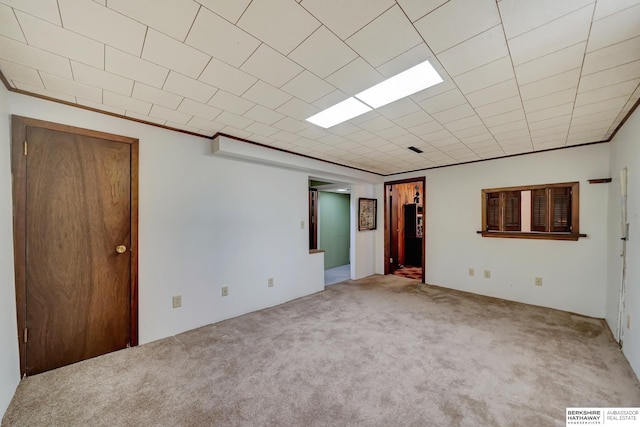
(11, 115, 139, 376)
(384, 177, 426, 282)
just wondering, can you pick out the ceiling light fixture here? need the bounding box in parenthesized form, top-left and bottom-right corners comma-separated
(305, 97, 372, 128)
(306, 60, 442, 128)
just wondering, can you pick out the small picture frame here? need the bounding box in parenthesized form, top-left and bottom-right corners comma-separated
(358, 198, 377, 231)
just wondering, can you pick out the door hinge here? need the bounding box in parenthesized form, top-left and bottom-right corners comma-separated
(23, 141, 28, 156)
(23, 327, 27, 343)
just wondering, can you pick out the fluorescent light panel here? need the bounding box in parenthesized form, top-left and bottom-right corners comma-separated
(305, 60, 442, 128)
(305, 97, 371, 129)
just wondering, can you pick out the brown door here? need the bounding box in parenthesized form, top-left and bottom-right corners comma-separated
(12, 116, 138, 376)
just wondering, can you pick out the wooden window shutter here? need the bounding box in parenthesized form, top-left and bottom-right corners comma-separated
(531, 189, 547, 232)
(487, 193, 500, 231)
(504, 191, 521, 231)
(551, 187, 571, 232)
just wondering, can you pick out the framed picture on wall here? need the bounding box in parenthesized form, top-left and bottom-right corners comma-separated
(358, 198, 377, 231)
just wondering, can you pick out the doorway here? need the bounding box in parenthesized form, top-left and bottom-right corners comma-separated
(11, 116, 139, 376)
(384, 178, 426, 282)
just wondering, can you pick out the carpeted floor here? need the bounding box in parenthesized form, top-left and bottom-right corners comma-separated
(3, 274, 640, 426)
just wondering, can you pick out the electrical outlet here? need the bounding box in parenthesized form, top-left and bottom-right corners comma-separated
(221, 286, 228, 297)
(468, 268, 474, 276)
(484, 270, 491, 279)
(535, 277, 543, 286)
(300, 220, 305, 229)
(268, 278, 274, 287)
(172, 295, 182, 308)
(628, 314, 632, 329)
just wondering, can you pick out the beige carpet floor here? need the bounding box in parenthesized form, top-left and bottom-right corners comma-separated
(3, 274, 640, 426)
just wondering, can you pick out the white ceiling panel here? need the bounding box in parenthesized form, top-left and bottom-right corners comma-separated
(499, 0, 593, 39)
(526, 102, 574, 123)
(0, 36, 71, 78)
(242, 80, 292, 109)
(198, 57, 256, 96)
(59, 0, 146, 56)
(244, 121, 279, 137)
(276, 97, 319, 121)
(519, 68, 581, 101)
(432, 103, 476, 123)
(244, 104, 285, 125)
(178, 98, 221, 120)
(393, 110, 434, 128)
(288, 26, 357, 78)
(587, 4, 640, 52)
(377, 98, 422, 120)
(185, 7, 259, 68)
(126, 111, 166, 126)
(527, 114, 572, 131)
(0, 3, 25, 42)
(437, 25, 509, 77)
(507, 5, 593, 66)
(454, 56, 514, 94)
(300, 0, 394, 39)
(578, 60, 640, 93)
(273, 117, 310, 133)
(71, 61, 133, 96)
(240, 44, 303, 88)
(106, 47, 169, 89)
(346, 5, 421, 67)
(186, 115, 220, 132)
(14, 80, 75, 102)
(443, 115, 484, 132)
(582, 37, 640, 76)
(466, 79, 519, 107)
(149, 104, 192, 125)
(2, 0, 61, 25)
(143, 29, 211, 79)
(208, 90, 254, 115)
(523, 88, 577, 113)
(76, 98, 124, 115)
(593, 0, 639, 20)
(573, 95, 629, 117)
(17, 11, 104, 68)
(163, 72, 217, 104)
(414, 0, 500, 54)
(376, 43, 436, 77)
(107, 0, 199, 42)
(396, 0, 447, 22)
(238, 0, 320, 55)
(575, 79, 640, 106)
(0, 59, 40, 85)
(132, 82, 183, 109)
(103, 90, 152, 115)
(514, 42, 586, 86)
(418, 89, 467, 114)
(215, 111, 253, 129)
(41, 72, 101, 102)
(195, 0, 251, 23)
(282, 70, 336, 104)
(475, 96, 523, 119)
(326, 58, 383, 96)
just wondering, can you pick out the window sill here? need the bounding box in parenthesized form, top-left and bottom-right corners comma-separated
(477, 231, 586, 241)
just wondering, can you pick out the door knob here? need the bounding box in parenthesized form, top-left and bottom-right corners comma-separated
(116, 245, 127, 254)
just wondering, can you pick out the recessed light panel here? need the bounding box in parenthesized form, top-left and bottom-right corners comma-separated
(305, 97, 372, 128)
(355, 60, 443, 108)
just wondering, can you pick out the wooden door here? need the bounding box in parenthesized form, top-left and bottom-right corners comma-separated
(12, 116, 138, 376)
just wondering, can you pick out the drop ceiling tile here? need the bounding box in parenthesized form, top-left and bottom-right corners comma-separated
(0, 59, 40, 85)
(582, 37, 640, 75)
(377, 98, 422, 120)
(531, 132, 568, 144)
(143, 29, 211, 79)
(519, 68, 580, 101)
(454, 56, 514, 94)
(530, 123, 570, 137)
(125, 111, 167, 126)
(108, 0, 199, 41)
(17, 11, 104, 68)
(437, 25, 508, 76)
(526, 102, 574, 123)
(243, 104, 285, 125)
(499, 0, 593, 39)
(106, 47, 169, 88)
(523, 87, 577, 112)
(238, 0, 320, 55)
(40, 72, 102, 102)
(76, 98, 125, 115)
(587, 4, 640, 52)
(300, 0, 394, 39)
(466, 79, 519, 107)
(288, 26, 357, 78)
(573, 95, 628, 117)
(325, 58, 383, 95)
(489, 119, 528, 136)
(507, 5, 593, 66)
(167, 121, 208, 135)
(0, 4, 25, 42)
(103, 91, 152, 115)
(273, 117, 310, 133)
(566, 129, 606, 142)
(208, 90, 254, 115)
(475, 96, 522, 118)
(481, 109, 526, 127)
(271, 130, 301, 143)
(346, 5, 421, 67)
(411, 78, 456, 102)
(163, 72, 217, 104)
(312, 89, 350, 109)
(575, 79, 640, 106)
(186, 116, 221, 132)
(177, 98, 221, 120)
(242, 80, 292, 109)
(185, 7, 259, 68)
(432, 103, 475, 123)
(514, 42, 586, 86)
(395, 0, 448, 22)
(571, 109, 619, 126)
(71, 61, 133, 96)
(215, 111, 253, 129)
(578, 60, 640, 92)
(347, 130, 376, 142)
(409, 120, 445, 136)
(377, 125, 409, 140)
(358, 116, 395, 132)
(199, 57, 257, 96)
(418, 89, 467, 114)
(393, 110, 433, 128)
(527, 114, 572, 130)
(443, 115, 484, 132)
(569, 118, 615, 133)
(414, 0, 500, 54)
(149, 104, 192, 125)
(245, 122, 279, 137)
(452, 124, 492, 139)
(59, 0, 146, 56)
(377, 43, 438, 78)
(132, 82, 183, 109)
(219, 126, 253, 139)
(594, 0, 640, 20)
(276, 97, 319, 121)
(3, 0, 61, 25)
(282, 70, 336, 103)
(240, 44, 303, 88)
(195, 0, 251, 23)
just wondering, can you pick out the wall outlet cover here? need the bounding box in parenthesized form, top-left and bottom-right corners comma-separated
(221, 286, 229, 297)
(484, 270, 491, 279)
(172, 295, 182, 308)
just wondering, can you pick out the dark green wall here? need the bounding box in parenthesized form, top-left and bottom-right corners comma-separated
(318, 192, 350, 269)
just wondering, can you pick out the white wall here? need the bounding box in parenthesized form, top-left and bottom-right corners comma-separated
(607, 107, 640, 377)
(6, 93, 330, 346)
(388, 144, 610, 317)
(0, 84, 20, 417)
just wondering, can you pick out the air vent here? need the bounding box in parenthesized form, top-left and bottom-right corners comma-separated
(407, 146, 423, 153)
